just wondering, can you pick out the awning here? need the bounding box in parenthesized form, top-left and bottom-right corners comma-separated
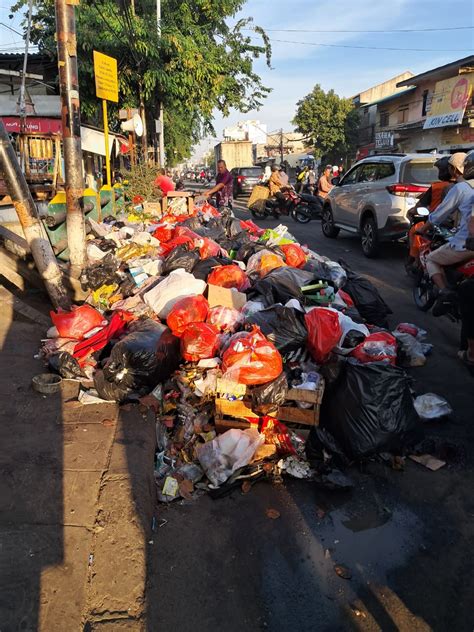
(423, 73, 474, 130)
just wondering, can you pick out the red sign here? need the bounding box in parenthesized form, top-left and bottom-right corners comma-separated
(451, 77, 470, 110)
(0, 116, 62, 135)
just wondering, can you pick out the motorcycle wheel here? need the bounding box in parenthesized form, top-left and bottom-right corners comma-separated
(251, 208, 267, 220)
(291, 206, 311, 224)
(413, 273, 436, 311)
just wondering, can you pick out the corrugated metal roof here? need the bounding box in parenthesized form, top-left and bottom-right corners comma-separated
(364, 86, 416, 108)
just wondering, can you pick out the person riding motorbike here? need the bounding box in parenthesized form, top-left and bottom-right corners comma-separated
(417, 151, 474, 315)
(296, 166, 309, 193)
(268, 164, 291, 215)
(406, 156, 455, 271)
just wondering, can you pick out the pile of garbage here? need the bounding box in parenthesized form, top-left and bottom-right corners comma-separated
(39, 197, 432, 501)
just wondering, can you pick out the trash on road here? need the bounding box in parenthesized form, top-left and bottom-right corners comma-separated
(414, 394, 453, 420)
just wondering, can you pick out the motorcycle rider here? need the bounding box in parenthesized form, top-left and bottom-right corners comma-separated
(317, 164, 334, 200)
(418, 152, 474, 314)
(203, 159, 233, 210)
(268, 164, 287, 215)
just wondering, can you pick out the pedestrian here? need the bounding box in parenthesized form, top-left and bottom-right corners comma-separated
(154, 168, 175, 196)
(318, 164, 334, 200)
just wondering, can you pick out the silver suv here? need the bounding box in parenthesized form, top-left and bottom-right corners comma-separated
(321, 153, 442, 257)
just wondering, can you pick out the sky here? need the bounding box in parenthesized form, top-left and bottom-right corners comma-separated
(1, 0, 473, 161)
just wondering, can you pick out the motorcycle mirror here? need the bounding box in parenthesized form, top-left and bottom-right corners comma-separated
(331, 177, 340, 186)
(417, 207, 430, 217)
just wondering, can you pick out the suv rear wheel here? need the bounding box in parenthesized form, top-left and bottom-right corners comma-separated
(361, 214, 379, 257)
(321, 205, 340, 238)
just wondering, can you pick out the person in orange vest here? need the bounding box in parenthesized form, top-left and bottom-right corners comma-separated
(407, 156, 455, 266)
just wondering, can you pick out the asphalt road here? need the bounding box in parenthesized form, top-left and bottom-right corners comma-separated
(149, 190, 474, 632)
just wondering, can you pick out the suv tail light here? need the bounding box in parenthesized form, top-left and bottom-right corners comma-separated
(386, 183, 429, 197)
(237, 175, 246, 183)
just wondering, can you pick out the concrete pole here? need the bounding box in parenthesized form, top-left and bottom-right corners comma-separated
(55, 0, 86, 275)
(157, 0, 165, 167)
(0, 120, 70, 309)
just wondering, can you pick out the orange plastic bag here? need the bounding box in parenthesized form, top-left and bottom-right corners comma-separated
(167, 295, 209, 337)
(50, 305, 105, 340)
(207, 265, 250, 291)
(246, 250, 286, 278)
(280, 243, 307, 269)
(199, 237, 221, 259)
(221, 326, 283, 385)
(305, 307, 342, 364)
(181, 322, 220, 361)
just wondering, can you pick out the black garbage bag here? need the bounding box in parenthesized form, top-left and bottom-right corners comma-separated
(250, 373, 288, 415)
(307, 360, 422, 461)
(80, 253, 121, 291)
(248, 267, 315, 306)
(192, 256, 232, 281)
(303, 258, 333, 283)
(226, 217, 244, 238)
(181, 217, 203, 231)
(97, 319, 181, 402)
(341, 329, 367, 349)
(94, 369, 131, 402)
(48, 351, 85, 379)
(340, 262, 392, 327)
(236, 241, 284, 264)
(162, 245, 200, 274)
(247, 305, 307, 354)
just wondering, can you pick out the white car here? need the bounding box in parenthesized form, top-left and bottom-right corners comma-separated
(321, 154, 442, 257)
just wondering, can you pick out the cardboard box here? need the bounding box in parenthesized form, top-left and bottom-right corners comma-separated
(207, 284, 247, 310)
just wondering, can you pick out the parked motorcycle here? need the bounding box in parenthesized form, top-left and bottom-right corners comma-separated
(250, 187, 304, 220)
(413, 219, 474, 318)
(290, 192, 323, 224)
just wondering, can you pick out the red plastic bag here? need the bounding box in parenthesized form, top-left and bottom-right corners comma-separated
(240, 219, 265, 236)
(198, 201, 220, 216)
(152, 224, 174, 243)
(337, 289, 354, 308)
(280, 243, 307, 269)
(159, 234, 195, 256)
(221, 326, 283, 385)
(73, 310, 134, 363)
(50, 305, 105, 340)
(180, 322, 220, 361)
(207, 265, 250, 291)
(305, 307, 342, 364)
(207, 306, 243, 333)
(199, 237, 221, 259)
(167, 295, 209, 337)
(259, 416, 296, 456)
(351, 331, 397, 365)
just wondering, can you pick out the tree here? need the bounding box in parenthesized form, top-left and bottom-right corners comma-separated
(12, 0, 271, 166)
(292, 85, 359, 164)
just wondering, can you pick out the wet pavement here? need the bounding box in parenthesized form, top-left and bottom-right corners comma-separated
(148, 196, 474, 632)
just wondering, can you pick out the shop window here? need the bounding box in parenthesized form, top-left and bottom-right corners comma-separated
(398, 107, 409, 124)
(422, 90, 429, 116)
(379, 110, 389, 127)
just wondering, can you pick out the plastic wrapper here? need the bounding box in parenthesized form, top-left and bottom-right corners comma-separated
(167, 295, 210, 337)
(395, 322, 426, 340)
(50, 305, 105, 340)
(414, 394, 453, 420)
(246, 250, 286, 278)
(305, 307, 343, 364)
(207, 265, 250, 291)
(280, 243, 307, 269)
(48, 351, 85, 379)
(197, 428, 264, 486)
(249, 267, 315, 306)
(341, 263, 392, 327)
(350, 331, 397, 365)
(161, 245, 200, 274)
(393, 331, 427, 367)
(207, 306, 243, 333)
(260, 416, 297, 456)
(180, 322, 220, 361)
(221, 326, 283, 385)
(97, 319, 180, 402)
(250, 373, 288, 415)
(307, 361, 422, 461)
(247, 305, 307, 354)
(144, 269, 206, 318)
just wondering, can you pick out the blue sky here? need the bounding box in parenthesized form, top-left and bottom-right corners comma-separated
(1, 0, 473, 161)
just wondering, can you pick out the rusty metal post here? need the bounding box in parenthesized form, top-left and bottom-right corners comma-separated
(0, 120, 70, 309)
(55, 0, 86, 274)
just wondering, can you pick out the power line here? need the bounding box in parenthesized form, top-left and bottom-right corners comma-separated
(244, 25, 473, 34)
(251, 36, 473, 52)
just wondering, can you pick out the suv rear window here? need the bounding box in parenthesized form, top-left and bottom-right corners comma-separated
(402, 160, 439, 184)
(240, 168, 262, 176)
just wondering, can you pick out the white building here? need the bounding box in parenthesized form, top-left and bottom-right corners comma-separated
(223, 119, 267, 145)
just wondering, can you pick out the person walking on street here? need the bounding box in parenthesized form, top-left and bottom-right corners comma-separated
(318, 165, 334, 200)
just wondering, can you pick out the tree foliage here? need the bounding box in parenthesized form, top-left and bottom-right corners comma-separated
(292, 85, 359, 163)
(12, 0, 271, 165)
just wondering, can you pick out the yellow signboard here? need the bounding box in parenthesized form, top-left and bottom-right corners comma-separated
(424, 73, 474, 130)
(93, 50, 118, 103)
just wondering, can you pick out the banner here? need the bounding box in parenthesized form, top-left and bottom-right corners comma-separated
(423, 73, 473, 129)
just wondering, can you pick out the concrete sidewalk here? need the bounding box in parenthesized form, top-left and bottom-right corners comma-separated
(0, 298, 156, 631)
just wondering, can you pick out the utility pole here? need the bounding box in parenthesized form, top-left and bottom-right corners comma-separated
(157, 0, 165, 167)
(0, 120, 70, 309)
(18, 0, 33, 135)
(279, 128, 285, 165)
(55, 0, 86, 275)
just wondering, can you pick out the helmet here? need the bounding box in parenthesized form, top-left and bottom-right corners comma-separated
(434, 156, 451, 182)
(463, 150, 474, 180)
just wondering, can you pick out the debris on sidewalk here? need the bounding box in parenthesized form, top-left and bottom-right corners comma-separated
(35, 191, 434, 502)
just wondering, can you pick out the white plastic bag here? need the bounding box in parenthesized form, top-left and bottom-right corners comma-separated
(197, 428, 264, 486)
(414, 394, 453, 420)
(144, 269, 206, 318)
(392, 331, 426, 367)
(334, 310, 369, 355)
